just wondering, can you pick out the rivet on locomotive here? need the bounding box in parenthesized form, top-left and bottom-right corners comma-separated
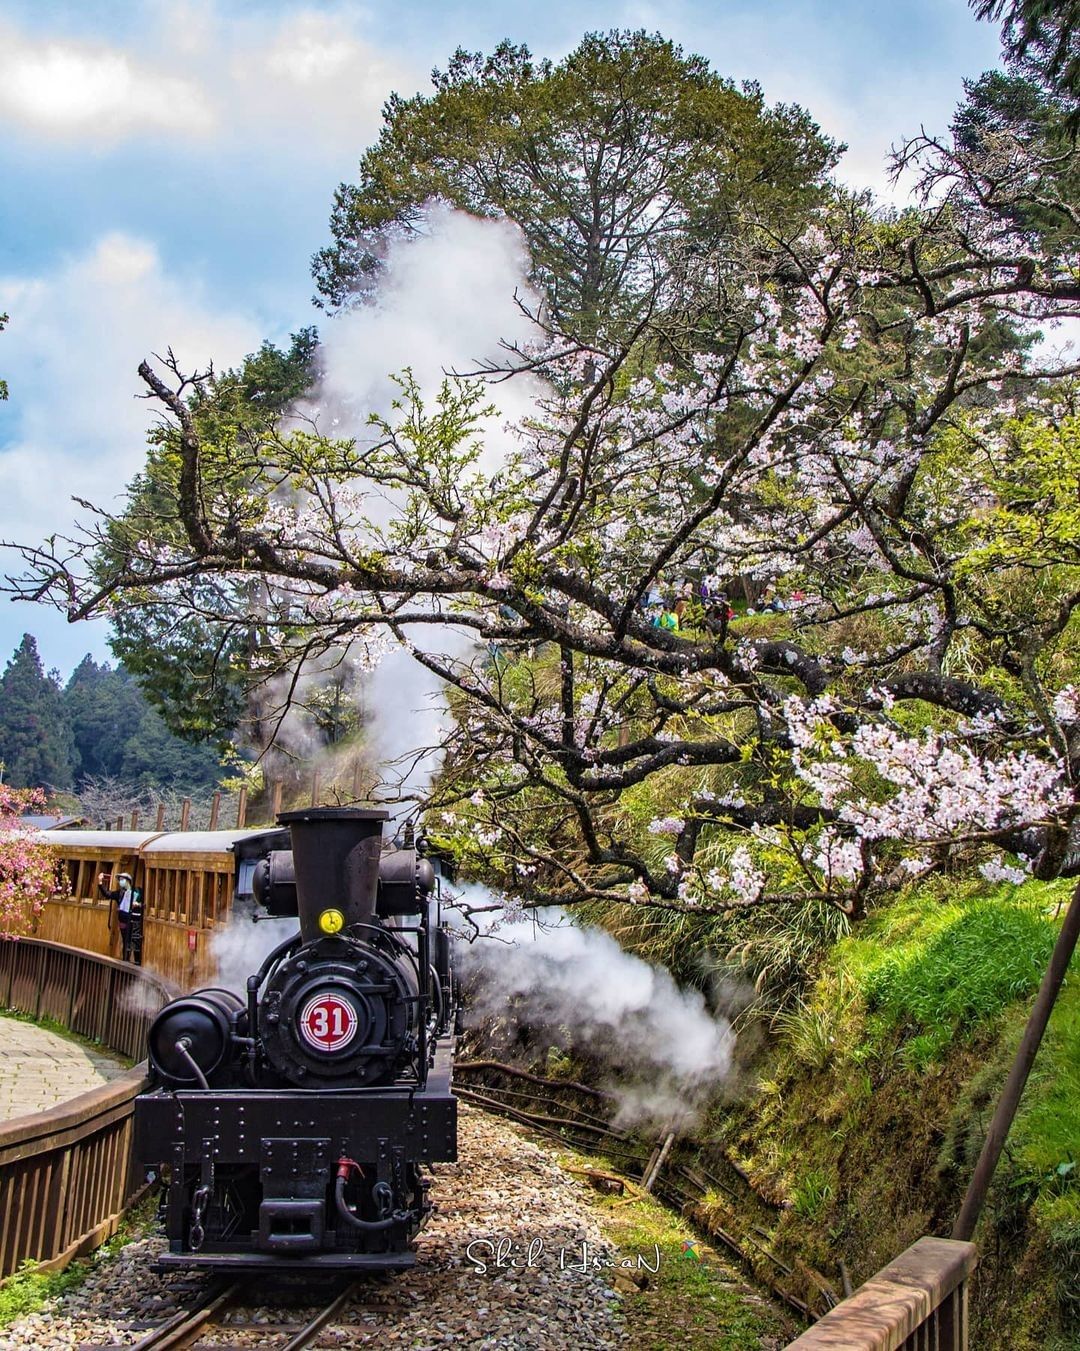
(135, 807, 460, 1271)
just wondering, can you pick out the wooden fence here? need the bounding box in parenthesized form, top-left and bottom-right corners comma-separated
(785, 1236, 978, 1350)
(0, 940, 171, 1277)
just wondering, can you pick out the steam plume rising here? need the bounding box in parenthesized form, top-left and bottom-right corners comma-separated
(211, 909, 297, 996)
(453, 895, 734, 1133)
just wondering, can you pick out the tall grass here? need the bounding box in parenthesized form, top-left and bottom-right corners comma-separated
(839, 887, 1059, 1065)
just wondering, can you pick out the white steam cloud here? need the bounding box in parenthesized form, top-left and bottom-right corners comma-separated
(210, 910, 297, 997)
(452, 894, 734, 1133)
(317, 203, 543, 434)
(296, 204, 547, 810)
(362, 623, 475, 819)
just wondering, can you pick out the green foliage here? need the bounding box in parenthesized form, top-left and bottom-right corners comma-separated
(0, 1261, 87, 1328)
(116, 701, 222, 794)
(973, 0, 1080, 116)
(0, 1195, 154, 1329)
(64, 655, 148, 782)
(771, 996, 845, 1072)
(955, 66, 1080, 242)
(314, 29, 839, 330)
(791, 1169, 834, 1220)
(105, 329, 320, 744)
(0, 635, 75, 790)
(62, 652, 223, 796)
(842, 888, 1058, 1063)
(723, 877, 1079, 1345)
(0, 636, 226, 800)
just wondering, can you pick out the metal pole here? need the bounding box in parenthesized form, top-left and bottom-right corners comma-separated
(953, 878, 1080, 1241)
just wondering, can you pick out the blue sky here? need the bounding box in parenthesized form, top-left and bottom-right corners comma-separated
(0, 0, 1003, 679)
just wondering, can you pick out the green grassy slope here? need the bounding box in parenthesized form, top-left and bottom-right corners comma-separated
(704, 877, 1078, 1348)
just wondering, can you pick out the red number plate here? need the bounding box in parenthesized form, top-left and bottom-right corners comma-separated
(298, 993, 359, 1052)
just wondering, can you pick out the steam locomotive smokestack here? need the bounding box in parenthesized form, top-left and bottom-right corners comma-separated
(277, 807, 389, 942)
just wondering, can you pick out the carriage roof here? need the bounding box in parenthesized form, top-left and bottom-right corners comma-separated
(39, 828, 281, 856)
(38, 830, 160, 850)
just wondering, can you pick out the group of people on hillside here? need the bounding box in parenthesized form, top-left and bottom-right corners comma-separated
(640, 575, 810, 633)
(641, 576, 733, 634)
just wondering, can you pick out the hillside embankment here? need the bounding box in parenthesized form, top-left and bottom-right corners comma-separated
(466, 875, 1079, 1348)
(704, 875, 1078, 1349)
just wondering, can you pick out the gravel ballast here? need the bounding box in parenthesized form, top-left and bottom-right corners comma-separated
(0, 1105, 630, 1350)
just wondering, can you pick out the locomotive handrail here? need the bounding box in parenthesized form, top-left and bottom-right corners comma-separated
(0, 938, 171, 1277)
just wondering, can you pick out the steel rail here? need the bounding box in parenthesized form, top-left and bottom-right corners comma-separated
(278, 1281, 359, 1351)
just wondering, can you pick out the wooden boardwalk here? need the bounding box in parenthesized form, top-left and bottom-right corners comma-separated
(0, 1014, 127, 1121)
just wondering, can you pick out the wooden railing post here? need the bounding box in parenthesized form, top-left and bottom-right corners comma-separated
(784, 1237, 978, 1349)
(208, 791, 220, 830)
(236, 786, 247, 828)
(155, 803, 166, 830)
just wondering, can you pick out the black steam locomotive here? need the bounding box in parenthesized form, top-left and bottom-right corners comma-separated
(134, 807, 459, 1271)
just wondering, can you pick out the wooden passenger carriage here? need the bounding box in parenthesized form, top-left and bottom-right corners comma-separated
(34, 827, 287, 990)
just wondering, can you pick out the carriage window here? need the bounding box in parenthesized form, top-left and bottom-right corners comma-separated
(148, 867, 166, 920)
(184, 872, 199, 924)
(216, 873, 231, 922)
(78, 859, 94, 903)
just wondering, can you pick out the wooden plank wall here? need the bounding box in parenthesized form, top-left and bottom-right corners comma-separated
(0, 940, 172, 1277)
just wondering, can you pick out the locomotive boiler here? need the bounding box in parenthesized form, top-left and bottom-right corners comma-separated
(134, 807, 459, 1271)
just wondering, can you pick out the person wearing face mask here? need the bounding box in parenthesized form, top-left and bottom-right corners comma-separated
(97, 870, 143, 963)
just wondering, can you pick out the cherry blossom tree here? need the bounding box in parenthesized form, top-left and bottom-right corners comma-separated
(8, 77, 1080, 925)
(0, 785, 65, 937)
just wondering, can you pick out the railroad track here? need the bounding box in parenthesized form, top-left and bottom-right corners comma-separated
(81, 1276, 377, 1351)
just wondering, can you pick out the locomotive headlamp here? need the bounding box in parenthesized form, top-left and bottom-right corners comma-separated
(318, 907, 345, 935)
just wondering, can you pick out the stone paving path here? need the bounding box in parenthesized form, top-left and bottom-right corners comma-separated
(0, 1014, 128, 1121)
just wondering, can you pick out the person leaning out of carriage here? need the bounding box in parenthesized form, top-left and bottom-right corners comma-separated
(97, 870, 143, 963)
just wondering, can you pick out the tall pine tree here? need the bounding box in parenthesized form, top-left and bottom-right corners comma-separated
(0, 634, 76, 790)
(64, 655, 147, 783)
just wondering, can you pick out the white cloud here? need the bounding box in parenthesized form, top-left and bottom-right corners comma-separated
(0, 24, 215, 140)
(0, 7, 417, 157)
(0, 232, 261, 547)
(225, 10, 412, 153)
